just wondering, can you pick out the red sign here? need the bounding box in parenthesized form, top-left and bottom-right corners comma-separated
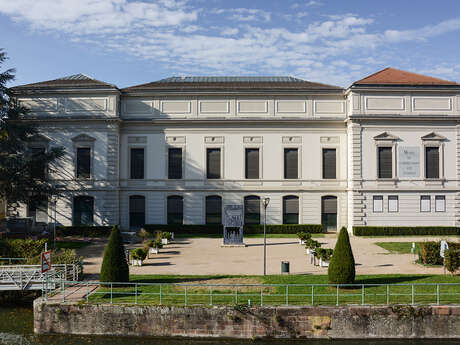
(41, 251, 51, 273)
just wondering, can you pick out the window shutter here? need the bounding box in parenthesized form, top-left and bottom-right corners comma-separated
(322, 196, 337, 214)
(207, 148, 221, 179)
(425, 147, 439, 178)
(245, 148, 259, 179)
(206, 195, 222, 224)
(77, 147, 91, 178)
(168, 148, 182, 179)
(130, 148, 144, 179)
(284, 148, 298, 179)
(378, 147, 392, 178)
(322, 149, 336, 179)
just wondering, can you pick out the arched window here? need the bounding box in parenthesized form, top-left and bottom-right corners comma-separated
(167, 195, 183, 225)
(205, 195, 222, 224)
(129, 195, 145, 229)
(73, 196, 94, 225)
(283, 195, 299, 224)
(244, 195, 260, 225)
(321, 196, 337, 232)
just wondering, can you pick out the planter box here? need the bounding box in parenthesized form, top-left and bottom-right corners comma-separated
(319, 259, 329, 267)
(299, 239, 306, 245)
(306, 248, 314, 254)
(149, 247, 159, 254)
(161, 238, 168, 245)
(131, 259, 143, 266)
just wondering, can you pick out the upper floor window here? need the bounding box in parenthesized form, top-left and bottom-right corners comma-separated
(205, 195, 222, 225)
(284, 148, 298, 179)
(378, 147, 392, 179)
(283, 195, 299, 224)
(30, 147, 46, 179)
(425, 146, 439, 179)
(167, 195, 183, 225)
(76, 147, 91, 179)
(168, 148, 182, 179)
(244, 195, 260, 224)
(206, 148, 221, 179)
(245, 148, 259, 179)
(322, 149, 336, 179)
(130, 148, 144, 179)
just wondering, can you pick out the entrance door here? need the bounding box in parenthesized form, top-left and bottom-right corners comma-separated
(321, 196, 337, 232)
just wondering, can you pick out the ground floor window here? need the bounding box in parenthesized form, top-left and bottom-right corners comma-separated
(435, 195, 445, 212)
(244, 195, 260, 224)
(27, 197, 48, 223)
(321, 196, 337, 232)
(129, 195, 145, 229)
(73, 196, 94, 225)
(283, 195, 299, 224)
(205, 195, 222, 224)
(167, 195, 183, 224)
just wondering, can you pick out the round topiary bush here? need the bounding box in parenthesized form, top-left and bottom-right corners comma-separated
(100, 225, 129, 283)
(328, 227, 355, 284)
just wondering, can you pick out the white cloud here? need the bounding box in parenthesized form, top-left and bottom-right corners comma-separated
(384, 18, 460, 42)
(211, 8, 271, 22)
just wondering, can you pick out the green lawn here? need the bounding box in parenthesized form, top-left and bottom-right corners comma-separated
(375, 242, 421, 254)
(174, 233, 324, 239)
(86, 274, 460, 306)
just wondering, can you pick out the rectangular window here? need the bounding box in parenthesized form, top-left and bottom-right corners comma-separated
(322, 148, 336, 179)
(378, 146, 393, 179)
(76, 147, 91, 178)
(284, 148, 298, 179)
(425, 147, 439, 179)
(205, 196, 222, 224)
(388, 195, 399, 213)
(168, 148, 182, 179)
(435, 195, 446, 212)
(420, 195, 431, 212)
(27, 197, 48, 223)
(30, 147, 46, 179)
(373, 195, 383, 213)
(283, 196, 299, 224)
(245, 148, 259, 179)
(206, 148, 221, 179)
(167, 196, 183, 225)
(130, 148, 144, 179)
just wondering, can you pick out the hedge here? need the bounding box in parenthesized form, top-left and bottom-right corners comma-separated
(57, 226, 112, 237)
(445, 249, 460, 274)
(353, 226, 460, 236)
(419, 241, 460, 265)
(141, 224, 323, 235)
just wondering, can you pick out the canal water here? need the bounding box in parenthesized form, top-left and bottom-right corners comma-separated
(0, 306, 458, 345)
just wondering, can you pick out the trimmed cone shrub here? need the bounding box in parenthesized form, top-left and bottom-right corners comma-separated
(328, 227, 355, 284)
(100, 225, 129, 283)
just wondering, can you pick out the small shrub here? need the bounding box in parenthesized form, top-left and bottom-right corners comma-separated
(100, 225, 129, 283)
(316, 248, 333, 261)
(305, 238, 320, 249)
(161, 232, 172, 240)
(444, 249, 460, 274)
(0, 238, 47, 259)
(131, 248, 147, 261)
(328, 227, 355, 284)
(146, 239, 163, 249)
(353, 226, 459, 236)
(419, 242, 460, 265)
(297, 232, 312, 242)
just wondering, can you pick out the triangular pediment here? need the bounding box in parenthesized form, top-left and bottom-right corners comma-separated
(28, 133, 51, 143)
(72, 134, 96, 142)
(373, 132, 400, 141)
(421, 132, 446, 141)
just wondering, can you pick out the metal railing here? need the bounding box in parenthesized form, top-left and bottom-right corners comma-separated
(47, 280, 460, 307)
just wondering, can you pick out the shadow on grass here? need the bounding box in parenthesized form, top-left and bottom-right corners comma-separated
(246, 241, 298, 247)
(355, 275, 431, 285)
(130, 275, 238, 284)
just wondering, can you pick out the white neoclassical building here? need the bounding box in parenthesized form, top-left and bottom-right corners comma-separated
(8, 68, 460, 232)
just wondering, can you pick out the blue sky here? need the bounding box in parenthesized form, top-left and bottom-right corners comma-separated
(1, 0, 460, 88)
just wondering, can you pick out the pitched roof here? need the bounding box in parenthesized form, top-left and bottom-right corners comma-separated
(353, 67, 459, 86)
(11, 73, 118, 91)
(122, 76, 343, 92)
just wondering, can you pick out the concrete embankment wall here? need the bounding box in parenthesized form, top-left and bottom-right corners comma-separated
(34, 298, 459, 339)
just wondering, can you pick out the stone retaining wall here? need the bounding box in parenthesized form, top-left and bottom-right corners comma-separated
(34, 298, 460, 339)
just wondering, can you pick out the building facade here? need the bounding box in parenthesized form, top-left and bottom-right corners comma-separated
(9, 68, 460, 232)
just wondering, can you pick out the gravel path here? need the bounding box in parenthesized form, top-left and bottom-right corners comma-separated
(76, 235, 459, 277)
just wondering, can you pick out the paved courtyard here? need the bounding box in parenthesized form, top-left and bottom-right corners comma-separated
(78, 235, 458, 278)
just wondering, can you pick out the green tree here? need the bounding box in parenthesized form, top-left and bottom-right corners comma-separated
(0, 49, 65, 207)
(328, 227, 356, 284)
(100, 225, 129, 283)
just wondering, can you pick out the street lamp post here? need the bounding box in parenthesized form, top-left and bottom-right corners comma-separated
(262, 197, 270, 276)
